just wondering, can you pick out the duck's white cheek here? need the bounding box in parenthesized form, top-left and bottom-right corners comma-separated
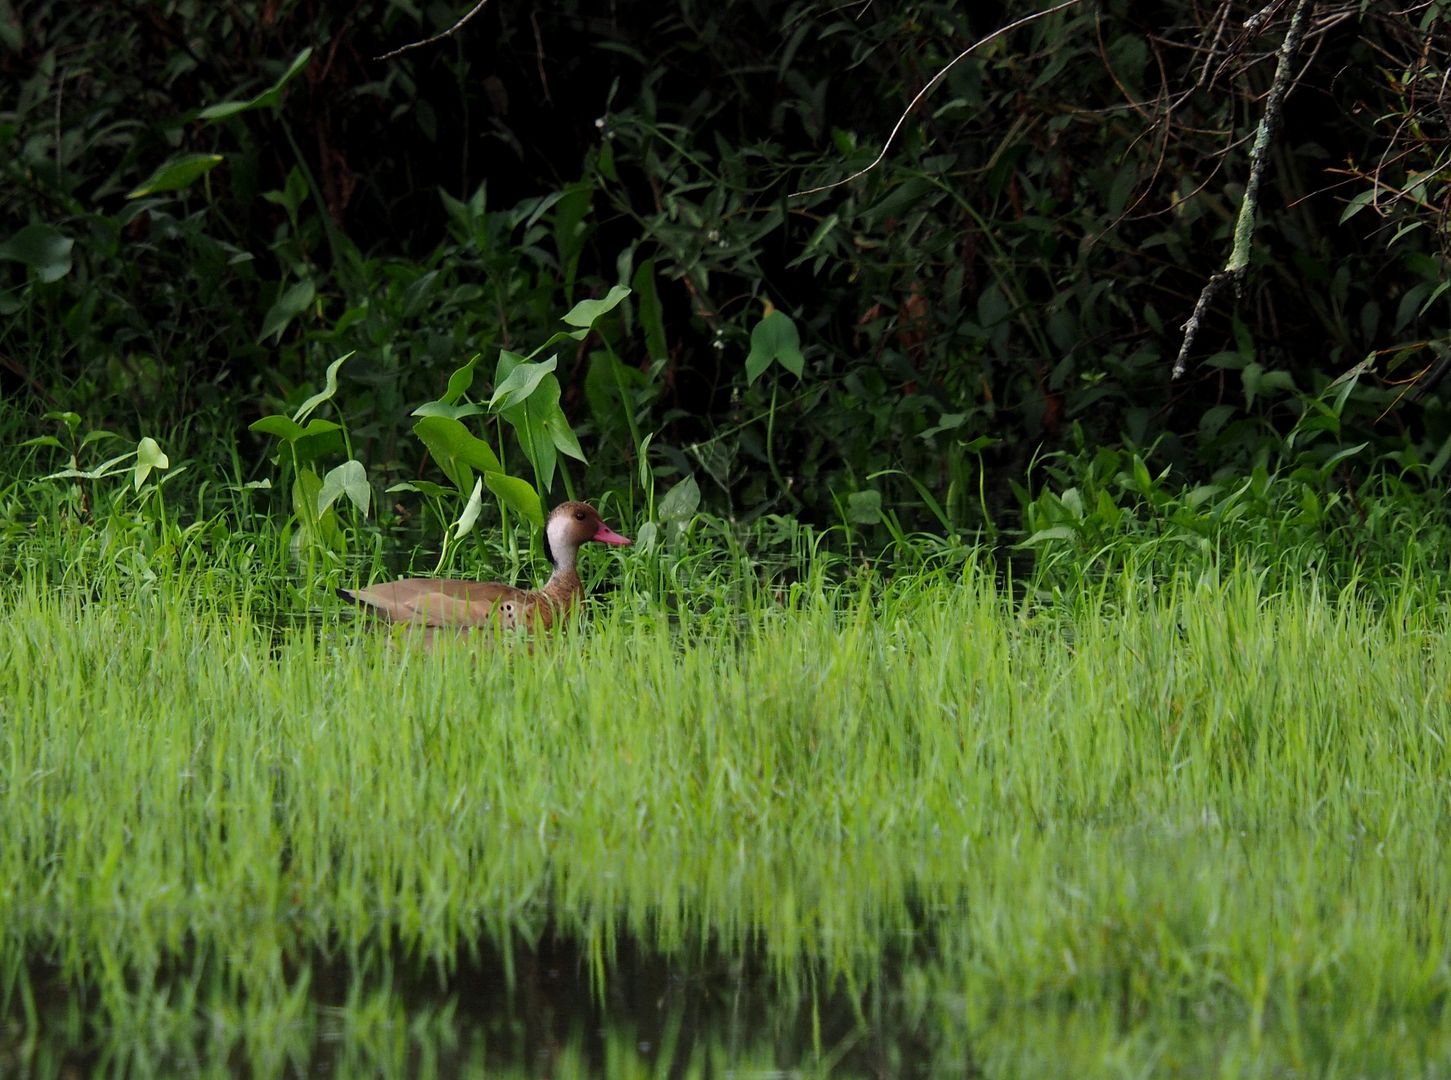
(546, 517, 575, 560)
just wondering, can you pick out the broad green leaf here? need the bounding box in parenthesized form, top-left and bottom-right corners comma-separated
(0, 224, 74, 282)
(318, 459, 370, 518)
(452, 477, 485, 540)
(292, 353, 353, 423)
(200, 47, 313, 120)
(745, 309, 804, 382)
(133, 437, 170, 490)
(484, 472, 544, 528)
(258, 279, 316, 343)
(249, 415, 341, 444)
(413, 415, 502, 493)
(20, 436, 67, 451)
(657, 474, 700, 523)
(846, 489, 881, 524)
(544, 410, 587, 462)
(127, 153, 224, 199)
(490, 354, 557, 410)
(561, 283, 631, 328)
(410, 401, 488, 420)
(631, 260, 667, 360)
(633, 520, 660, 552)
(499, 373, 562, 492)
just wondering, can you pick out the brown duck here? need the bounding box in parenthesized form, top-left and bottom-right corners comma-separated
(338, 501, 630, 635)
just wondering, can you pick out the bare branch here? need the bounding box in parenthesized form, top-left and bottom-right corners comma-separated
(375, 0, 495, 62)
(789, 0, 1083, 200)
(1172, 0, 1314, 380)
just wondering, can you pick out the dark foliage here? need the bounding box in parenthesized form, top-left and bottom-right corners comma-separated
(2, 0, 1448, 538)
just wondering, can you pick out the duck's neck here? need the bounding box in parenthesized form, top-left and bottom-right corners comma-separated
(541, 564, 582, 608)
(541, 516, 583, 606)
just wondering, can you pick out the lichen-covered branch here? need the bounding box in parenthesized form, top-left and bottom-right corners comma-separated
(1173, 0, 1314, 380)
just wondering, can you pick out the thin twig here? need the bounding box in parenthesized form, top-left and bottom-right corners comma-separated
(375, 0, 495, 62)
(1172, 0, 1314, 380)
(789, 0, 1083, 199)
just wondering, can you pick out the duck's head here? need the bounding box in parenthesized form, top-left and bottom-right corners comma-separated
(544, 501, 631, 569)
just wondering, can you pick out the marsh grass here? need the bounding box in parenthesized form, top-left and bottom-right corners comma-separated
(1, 529, 1449, 1076)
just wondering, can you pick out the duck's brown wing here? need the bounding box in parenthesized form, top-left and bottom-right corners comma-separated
(339, 578, 532, 629)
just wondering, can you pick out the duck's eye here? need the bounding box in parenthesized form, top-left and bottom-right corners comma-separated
(574, 510, 587, 521)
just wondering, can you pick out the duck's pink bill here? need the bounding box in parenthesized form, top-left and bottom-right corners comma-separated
(593, 523, 632, 546)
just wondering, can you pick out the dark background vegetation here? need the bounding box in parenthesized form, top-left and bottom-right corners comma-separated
(2, 0, 1449, 554)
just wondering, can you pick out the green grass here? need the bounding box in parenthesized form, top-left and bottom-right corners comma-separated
(1, 533, 1448, 1077)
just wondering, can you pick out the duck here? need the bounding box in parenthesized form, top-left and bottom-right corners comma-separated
(338, 501, 630, 636)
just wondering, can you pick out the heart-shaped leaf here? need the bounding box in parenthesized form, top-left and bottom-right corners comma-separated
(657, 474, 700, 523)
(0, 224, 74, 283)
(745, 309, 804, 382)
(292, 467, 344, 550)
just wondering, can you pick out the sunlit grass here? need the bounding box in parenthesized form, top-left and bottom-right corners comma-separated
(1, 540, 1448, 1076)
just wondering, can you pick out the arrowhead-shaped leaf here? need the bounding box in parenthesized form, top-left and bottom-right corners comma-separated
(413, 416, 502, 493)
(543, 410, 587, 462)
(292, 352, 353, 423)
(490, 353, 557, 410)
(410, 401, 488, 420)
(249, 415, 342, 444)
(499, 374, 562, 492)
(561, 284, 631, 328)
(133, 437, 170, 490)
(200, 47, 313, 120)
(127, 153, 224, 198)
(317, 459, 370, 518)
(440, 354, 481, 405)
(259, 279, 316, 343)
